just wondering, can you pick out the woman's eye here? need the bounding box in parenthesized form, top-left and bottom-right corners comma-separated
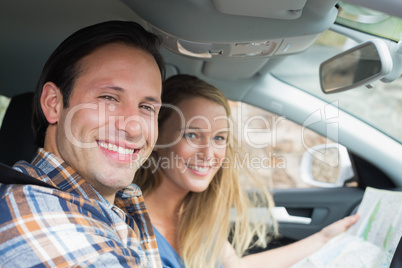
(140, 105, 155, 112)
(184, 133, 196, 139)
(213, 136, 226, 141)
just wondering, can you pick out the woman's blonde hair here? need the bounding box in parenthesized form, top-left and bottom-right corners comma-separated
(134, 74, 278, 267)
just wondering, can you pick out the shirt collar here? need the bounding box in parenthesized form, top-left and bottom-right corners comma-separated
(32, 148, 143, 205)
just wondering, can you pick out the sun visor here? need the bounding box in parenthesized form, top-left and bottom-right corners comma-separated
(122, 0, 338, 60)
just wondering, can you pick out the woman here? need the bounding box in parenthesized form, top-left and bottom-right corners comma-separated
(134, 74, 359, 268)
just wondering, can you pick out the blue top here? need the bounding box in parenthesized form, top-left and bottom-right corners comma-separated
(154, 227, 185, 268)
(154, 227, 224, 268)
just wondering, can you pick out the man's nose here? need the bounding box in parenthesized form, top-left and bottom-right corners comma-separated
(115, 107, 144, 140)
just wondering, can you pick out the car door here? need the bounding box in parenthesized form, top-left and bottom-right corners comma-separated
(230, 100, 398, 251)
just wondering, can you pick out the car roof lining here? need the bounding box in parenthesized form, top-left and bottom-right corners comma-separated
(2, 0, 402, 98)
(0, 0, 338, 97)
(122, 0, 338, 42)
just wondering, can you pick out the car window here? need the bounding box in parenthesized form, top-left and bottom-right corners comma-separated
(229, 101, 352, 190)
(0, 95, 10, 127)
(336, 2, 402, 42)
(271, 30, 402, 144)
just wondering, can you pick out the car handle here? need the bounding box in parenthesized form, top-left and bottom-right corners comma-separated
(272, 207, 312, 224)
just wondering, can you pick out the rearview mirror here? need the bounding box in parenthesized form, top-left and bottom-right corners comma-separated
(319, 40, 393, 94)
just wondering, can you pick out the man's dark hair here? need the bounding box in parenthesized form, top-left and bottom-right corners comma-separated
(33, 20, 165, 147)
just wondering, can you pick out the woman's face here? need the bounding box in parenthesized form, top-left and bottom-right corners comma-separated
(155, 97, 228, 194)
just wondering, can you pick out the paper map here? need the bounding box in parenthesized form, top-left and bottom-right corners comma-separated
(291, 187, 402, 268)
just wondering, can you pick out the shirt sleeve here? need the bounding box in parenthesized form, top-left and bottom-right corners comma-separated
(0, 184, 159, 267)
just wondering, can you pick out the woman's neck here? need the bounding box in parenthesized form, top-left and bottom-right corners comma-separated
(145, 179, 189, 252)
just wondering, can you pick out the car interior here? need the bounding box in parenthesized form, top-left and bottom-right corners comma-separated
(1, 0, 402, 264)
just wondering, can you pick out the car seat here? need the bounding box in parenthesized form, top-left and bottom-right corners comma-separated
(0, 92, 36, 166)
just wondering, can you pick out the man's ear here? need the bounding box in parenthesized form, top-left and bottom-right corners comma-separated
(41, 82, 63, 124)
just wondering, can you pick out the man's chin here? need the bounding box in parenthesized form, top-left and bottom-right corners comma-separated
(100, 170, 136, 189)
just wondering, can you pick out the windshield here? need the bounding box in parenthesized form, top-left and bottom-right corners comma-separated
(271, 28, 402, 143)
(336, 2, 402, 42)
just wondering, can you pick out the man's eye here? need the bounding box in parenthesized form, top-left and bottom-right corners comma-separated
(140, 105, 155, 112)
(100, 95, 117, 101)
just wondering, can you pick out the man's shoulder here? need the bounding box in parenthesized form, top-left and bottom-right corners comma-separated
(12, 160, 48, 179)
(0, 161, 85, 215)
(0, 161, 56, 194)
(0, 178, 109, 233)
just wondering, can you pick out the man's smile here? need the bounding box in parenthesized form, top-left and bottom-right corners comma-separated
(97, 141, 139, 155)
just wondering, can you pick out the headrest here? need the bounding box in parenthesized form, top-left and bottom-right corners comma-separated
(0, 92, 36, 166)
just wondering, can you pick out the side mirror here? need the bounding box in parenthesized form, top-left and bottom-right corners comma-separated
(300, 143, 354, 188)
(319, 40, 393, 93)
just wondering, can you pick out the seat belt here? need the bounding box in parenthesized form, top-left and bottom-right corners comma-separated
(0, 162, 58, 190)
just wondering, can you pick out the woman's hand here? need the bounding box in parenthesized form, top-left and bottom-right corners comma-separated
(224, 214, 361, 268)
(318, 213, 360, 243)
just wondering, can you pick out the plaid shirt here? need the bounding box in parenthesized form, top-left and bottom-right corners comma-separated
(0, 148, 162, 267)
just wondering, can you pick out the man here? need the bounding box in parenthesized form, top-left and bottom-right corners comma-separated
(0, 21, 165, 267)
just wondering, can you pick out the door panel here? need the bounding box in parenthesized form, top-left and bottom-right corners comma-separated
(273, 187, 364, 240)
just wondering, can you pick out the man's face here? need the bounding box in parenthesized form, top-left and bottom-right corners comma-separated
(50, 43, 162, 200)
